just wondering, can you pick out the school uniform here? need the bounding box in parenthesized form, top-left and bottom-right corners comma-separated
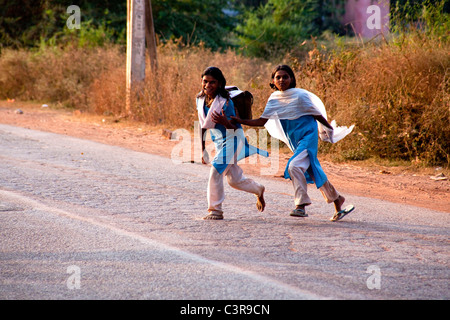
(196, 94, 268, 215)
(262, 88, 354, 207)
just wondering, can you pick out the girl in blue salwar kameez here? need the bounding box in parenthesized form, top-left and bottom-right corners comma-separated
(233, 65, 355, 222)
(197, 67, 268, 220)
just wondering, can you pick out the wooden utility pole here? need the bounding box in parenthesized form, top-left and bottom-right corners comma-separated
(126, 0, 146, 113)
(145, 0, 158, 73)
(126, 0, 158, 113)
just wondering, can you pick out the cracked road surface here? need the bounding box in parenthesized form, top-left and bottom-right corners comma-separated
(0, 124, 448, 300)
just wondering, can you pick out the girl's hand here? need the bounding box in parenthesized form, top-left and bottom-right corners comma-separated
(211, 109, 228, 126)
(211, 109, 237, 129)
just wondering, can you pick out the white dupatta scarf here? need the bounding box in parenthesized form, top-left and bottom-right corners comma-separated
(262, 88, 354, 151)
(196, 94, 227, 129)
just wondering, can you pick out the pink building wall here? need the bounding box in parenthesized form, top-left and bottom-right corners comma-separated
(343, 0, 390, 38)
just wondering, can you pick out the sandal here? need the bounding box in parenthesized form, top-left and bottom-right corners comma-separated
(290, 208, 308, 217)
(203, 212, 224, 220)
(330, 204, 355, 222)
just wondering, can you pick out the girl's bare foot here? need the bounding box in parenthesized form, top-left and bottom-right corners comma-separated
(334, 195, 345, 212)
(256, 187, 265, 212)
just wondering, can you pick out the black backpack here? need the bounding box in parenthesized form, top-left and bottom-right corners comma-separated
(226, 86, 253, 120)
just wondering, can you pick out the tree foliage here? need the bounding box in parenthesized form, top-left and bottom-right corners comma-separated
(235, 0, 347, 57)
(0, 0, 236, 50)
(1, 0, 448, 56)
(152, 0, 236, 50)
(0, 0, 126, 48)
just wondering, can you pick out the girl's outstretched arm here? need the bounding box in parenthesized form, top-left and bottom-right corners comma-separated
(231, 116, 268, 127)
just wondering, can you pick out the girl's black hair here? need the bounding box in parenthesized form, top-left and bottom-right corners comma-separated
(269, 64, 297, 90)
(198, 66, 230, 99)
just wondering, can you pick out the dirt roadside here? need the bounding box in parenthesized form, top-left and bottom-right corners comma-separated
(1, 101, 449, 213)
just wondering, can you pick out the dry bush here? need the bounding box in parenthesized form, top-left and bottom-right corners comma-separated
(88, 65, 126, 116)
(0, 45, 124, 108)
(0, 49, 35, 100)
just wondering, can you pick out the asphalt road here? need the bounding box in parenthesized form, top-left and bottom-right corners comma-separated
(0, 124, 448, 300)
